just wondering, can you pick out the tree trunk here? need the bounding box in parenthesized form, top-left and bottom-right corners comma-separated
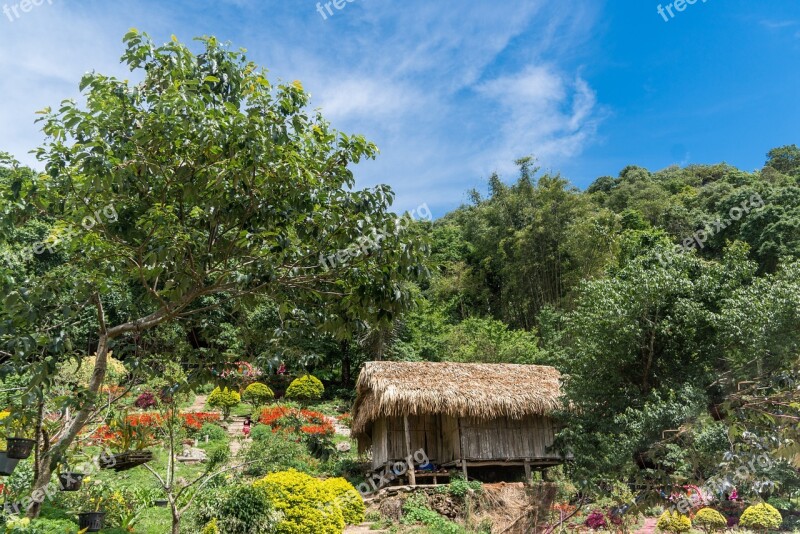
(171, 503, 181, 534)
(27, 333, 110, 518)
(341, 340, 351, 387)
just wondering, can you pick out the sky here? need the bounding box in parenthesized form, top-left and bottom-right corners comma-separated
(0, 0, 798, 216)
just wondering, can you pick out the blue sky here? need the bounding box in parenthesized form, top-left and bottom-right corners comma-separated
(0, 0, 798, 216)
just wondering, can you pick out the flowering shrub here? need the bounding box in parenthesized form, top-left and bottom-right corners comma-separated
(208, 387, 241, 419)
(693, 508, 727, 533)
(285, 375, 324, 401)
(243, 382, 275, 406)
(585, 510, 607, 529)
(739, 503, 782, 532)
(657, 510, 692, 533)
(182, 412, 221, 430)
(254, 469, 345, 534)
(259, 406, 334, 437)
(134, 391, 158, 409)
(322, 477, 365, 525)
(219, 361, 263, 389)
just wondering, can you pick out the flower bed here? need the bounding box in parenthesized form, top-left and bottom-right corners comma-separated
(91, 412, 221, 443)
(259, 406, 334, 437)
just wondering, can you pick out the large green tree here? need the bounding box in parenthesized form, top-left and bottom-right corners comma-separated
(0, 31, 426, 519)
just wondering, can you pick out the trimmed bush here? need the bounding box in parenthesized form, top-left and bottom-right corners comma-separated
(739, 503, 782, 532)
(693, 508, 727, 533)
(208, 387, 241, 418)
(322, 477, 366, 525)
(254, 469, 345, 534)
(198, 422, 228, 442)
(58, 353, 127, 387)
(243, 382, 274, 406)
(656, 510, 691, 533)
(285, 375, 325, 401)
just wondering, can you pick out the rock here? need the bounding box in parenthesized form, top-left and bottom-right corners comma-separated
(337, 441, 352, 452)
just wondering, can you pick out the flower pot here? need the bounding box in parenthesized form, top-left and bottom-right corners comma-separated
(0, 451, 20, 476)
(6, 438, 35, 459)
(78, 511, 105, 532)
(154, 499, 169, 507)
(57, 472, 84, 491)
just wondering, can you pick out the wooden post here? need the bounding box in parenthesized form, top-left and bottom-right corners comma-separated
(403, 415, 416, 486)
(524, 458, 532, 484)
(457, 418, 468, 480)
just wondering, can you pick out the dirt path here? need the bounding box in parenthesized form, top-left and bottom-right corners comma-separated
(187, 394, 208, 412)
(344, 523, 387, 533)
(635, 517, 658, 534)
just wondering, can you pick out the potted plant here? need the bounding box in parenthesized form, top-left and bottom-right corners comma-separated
(4, 411, 35, 460)
(58, 462, 85, 491)
(78, 496, 106, 533)
(99, 411, 155, 471)
(0, 447, 20, 476)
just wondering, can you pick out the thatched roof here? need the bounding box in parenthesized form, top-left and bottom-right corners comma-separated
(352, 361, 562, 440)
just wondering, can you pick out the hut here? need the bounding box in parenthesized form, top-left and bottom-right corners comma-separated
(352, 361, 566, 485)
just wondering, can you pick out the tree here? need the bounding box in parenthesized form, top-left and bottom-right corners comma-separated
(765, 144, 800, 177)
(0, 31, 426, 517)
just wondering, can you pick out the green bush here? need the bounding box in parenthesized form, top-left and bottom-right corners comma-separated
(207, 387, 241, 418)
(322, 477, 366, 525)
(402, 493, 465, 534)
(739, 503, 782, 531)
(693, 508, 727, 533)
(285, 375, 324, 401)
(57, 353, 127, 387)
(656, 510, 691, 533)
(243, 429, 319, 476)
(254, 469, 345, 534)
(198, 422, 228, 442)
(196, 484, 278, 534)
(29, 518, 80, 534)
(243, 382, 274, 406)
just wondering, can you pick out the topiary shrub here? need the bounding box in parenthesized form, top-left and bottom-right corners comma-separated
(243, 382, 274, 406)
(693, 508, 727, 533)
(254, 469, 345, 534)
(322, 477, 366, 525)
(208, 387, 241, 419)
(739, 503, 782, 532)
(285, 375, 324, 402)
(657, 510, 691, 533)
(58, 353, 128, 387)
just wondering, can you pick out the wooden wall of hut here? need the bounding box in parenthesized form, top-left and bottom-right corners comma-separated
(370, 414, 560, 469)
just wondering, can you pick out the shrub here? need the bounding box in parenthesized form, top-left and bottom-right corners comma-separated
(693, 508, 727, 533)
(207, 387, 241, 418)
(322, 477, 366, 525)
(739, 503, 782, 532)
(243, 429, 320, 476)
(243, 382, 274, 406)
(585, 510, 607, 529)
(134, 390, 158, 409)
(254, 469, 345, 534)
(198, 422, 228, 442)
(656, 510, 691, 533)
(285, 375, 324, 401)
(195, 484, 279, 534)
(29, 518, 81, 533)
(58, 353, 127, 387)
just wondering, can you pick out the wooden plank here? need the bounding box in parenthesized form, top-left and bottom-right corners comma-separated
(404, 415, 416, 486)
(524, 458, 532, 484)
